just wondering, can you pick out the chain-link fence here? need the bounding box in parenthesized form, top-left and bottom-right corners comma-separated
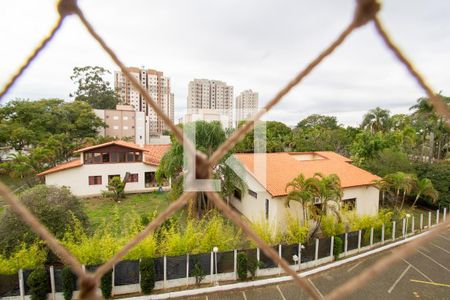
(0, 0, 449, 299)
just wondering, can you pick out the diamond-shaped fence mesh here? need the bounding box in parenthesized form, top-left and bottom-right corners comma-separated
(0, 0, 449, 299)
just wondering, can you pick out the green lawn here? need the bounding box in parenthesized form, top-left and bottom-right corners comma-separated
(82, 192, 173, 228)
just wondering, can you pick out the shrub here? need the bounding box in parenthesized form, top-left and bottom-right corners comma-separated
(192, 262, 205, 287)
(62, 266, 76, 300)
(27, 266, 49, 300)
(100, 269, 113, 299)
(283, 213, 309, 244)
(320, 215, 345, 237)
(237, 252, 248, 281)
(333, 236, 343, 260)
(107, 176, 125, 201)
(247, 256, 262, 280)
(140, 258, 155, 294)
(0, 243, 47, 275)
(249, 218, 282, 247)
(0, 185, 89, 254)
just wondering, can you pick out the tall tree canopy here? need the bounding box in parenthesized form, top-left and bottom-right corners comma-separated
(234, 121, 292, 153)
(70, 66, 118, 109)
(0, 98, 104, 150)
(361, 107, 391, 133)
(296, 114, 338, 130)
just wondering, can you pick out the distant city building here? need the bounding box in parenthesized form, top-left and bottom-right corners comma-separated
(235, 89, 258, 126)
(184, 109, 230, 129)
(114, 67, 174, 134)
(94, 105, 170, 145)
(187, 79, 233, 128)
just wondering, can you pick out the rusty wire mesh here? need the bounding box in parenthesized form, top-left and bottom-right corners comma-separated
(0, 0, 449, 299)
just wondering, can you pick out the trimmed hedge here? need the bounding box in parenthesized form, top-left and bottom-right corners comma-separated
(140, 258, 155, 294)
(27, 267, 49, 300)
(62, 266, 76, 300)
(100, 269, 113, 299)
(237, 252, 248, 281)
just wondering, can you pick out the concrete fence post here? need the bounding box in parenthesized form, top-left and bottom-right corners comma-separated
(370, 227, 374, 246)
(444, 207, 447, 222)
(381, 224, 385, 245)
(358, 230, 362, 250)
(402, 218, 406, 238)
(233, 250, 237, 280)
(411, 217, 415, 235)
(315, 239, 319, 262)
(186, 254, 189, 286)
(344, 233, 348, 256)
(420, 214, 423, 230)
(138, 259, 141, 293)
(50, 266, 56, 300)
(82, 264, 86, 273)
(428, 211, 432, 228)
(436, 209, 440, 224)
(163, 256, 167, 289)
(19, 269, 24, 300)
(210, 252, 214, 283)
(256, 248, 260, 276)
(298, 243, 303, 271)
(278, 244, 282, 274)
(330, 237, 334, 259)
(392, 221, 396, 240)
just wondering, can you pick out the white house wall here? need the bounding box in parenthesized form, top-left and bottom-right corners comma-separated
(231, 168, 380, 228)
(44, 162, 163, 197)
(343, 185, 379, 215)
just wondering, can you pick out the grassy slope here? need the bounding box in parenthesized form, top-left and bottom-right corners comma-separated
(82, 192, 172, 228)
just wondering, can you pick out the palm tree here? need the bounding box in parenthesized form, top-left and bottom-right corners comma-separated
(383, 172, 415, 210)
(411, 178, 438, 209)
(372, 178, 389, 207)
(156, 121, 245, 218)
(361, 107, 391, 133)
(285, 174, 313, 226)
(306, 173, 343, 238)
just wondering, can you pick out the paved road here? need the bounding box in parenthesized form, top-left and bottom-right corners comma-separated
(182, 227, 450, 300)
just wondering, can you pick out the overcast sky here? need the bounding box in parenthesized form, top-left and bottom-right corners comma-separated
(1, 0, 449, 127)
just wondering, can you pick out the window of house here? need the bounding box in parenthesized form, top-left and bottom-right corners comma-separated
(248, 189, 257, 198)
(102, 153, 110, 163)
(233, 189, 242, 201)
(93, 152, 102, 163)
(119, 152, 126, 162)
(342, 198, 356, 211)
(145, 172, 158, 187)
(88, 176, 102, 185)
(127, 173, 138, 183)
(265, 199, 269, 220)
(127, 152, 135, 162)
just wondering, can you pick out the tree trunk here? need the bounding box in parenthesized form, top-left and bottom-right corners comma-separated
(429, 131, 435, 163)
(411, 194, 421, 210)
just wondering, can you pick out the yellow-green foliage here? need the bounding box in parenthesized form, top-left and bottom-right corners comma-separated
(320, 214, 345, 237)
(0, 243, 46, 275)
(62, 210, 157, 264)
(160, 211, 241, 255)
(284, 213, 309, 245)
(344, 209, 393, 231)
(249, 218, 282, 247)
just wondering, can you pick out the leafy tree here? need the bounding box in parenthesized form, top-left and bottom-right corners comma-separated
(70, 66, 118, 109)
(296, 114, 338, 130)
(0, 185, 89, 254)
(414, 161, 450, 207)
(234, 121, 292, 153)
(106, 176, 126, 201)
(361, 107, 391, 133)
(383, 172, 415, 210)
(350, 131, 390, 165)
(411, 178, 438, 209)
(362, 148, 414, 177)
(0, 98, 104, 151)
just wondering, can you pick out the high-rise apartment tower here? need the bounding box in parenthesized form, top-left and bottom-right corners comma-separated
(235, 89, 258, 126)
(115, 67, 174, 134)
(187, 79, 233, 128)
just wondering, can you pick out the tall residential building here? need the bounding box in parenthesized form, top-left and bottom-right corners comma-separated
(187, 79, 233, 128)
(235, 89, 258, 126)
(114, 67, 174, 134)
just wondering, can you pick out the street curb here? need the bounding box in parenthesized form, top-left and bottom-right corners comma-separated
(123, 230, 430, 299)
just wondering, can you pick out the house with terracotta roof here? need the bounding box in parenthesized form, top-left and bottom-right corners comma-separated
(231, 151, 381, 226)
(38, 141, 170, 197)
